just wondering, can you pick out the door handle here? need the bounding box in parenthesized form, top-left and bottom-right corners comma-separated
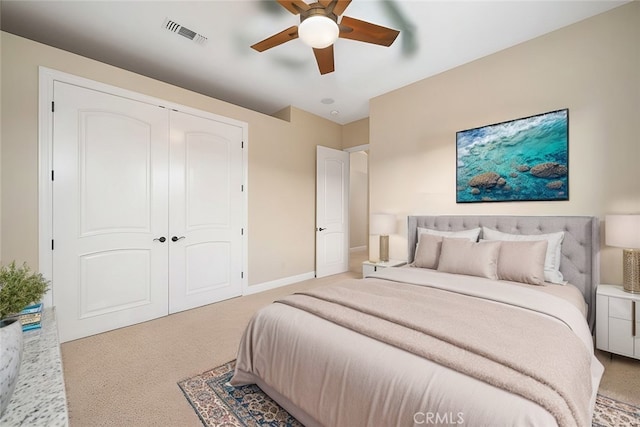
(153, 236, 166, 243)
(633, 301, 636, 337)
(317, 227, 326, 231)
(171, 236, 186, 242)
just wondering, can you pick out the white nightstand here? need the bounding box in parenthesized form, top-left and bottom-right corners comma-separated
(362, 260, 406, 278)
(596, 284, 640, 360)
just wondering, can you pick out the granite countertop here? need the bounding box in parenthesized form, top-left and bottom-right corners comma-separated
(1, 307, 69, 426)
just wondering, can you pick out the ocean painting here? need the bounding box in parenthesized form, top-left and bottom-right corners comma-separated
(456, 109, 569, 203)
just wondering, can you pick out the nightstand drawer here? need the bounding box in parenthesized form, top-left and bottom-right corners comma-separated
(609, 297, 634, 320)
(609, 317, 636, 357)
(362, 264, 377, 277)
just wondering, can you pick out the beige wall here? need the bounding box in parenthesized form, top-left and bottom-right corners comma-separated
(342, 117, 369, 149)
(369, 2, 640, 284)
(249, 106, 342, 281)
(0, 31, 342, 286)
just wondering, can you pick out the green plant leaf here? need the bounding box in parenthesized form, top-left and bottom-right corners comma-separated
(0, 261, 49, 319)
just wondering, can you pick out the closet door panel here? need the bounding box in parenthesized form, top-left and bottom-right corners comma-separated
(185, 242, 230, 291)
(79, 249, 151, 317)
(169, 110, 243, 313)
(79, 112, 152, 235)
(185, 133, 231, 229)
(52, 81, 169, 343)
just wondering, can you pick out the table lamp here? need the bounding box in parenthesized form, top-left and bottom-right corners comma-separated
(606, 214, 640, 293)
(370, 213, 396, 262)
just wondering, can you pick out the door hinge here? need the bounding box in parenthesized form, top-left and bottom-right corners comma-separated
(241, 184, 244, 192)
(51, 239, 55, 250)
(51, 101, 55, 112)
(241, 141, 244, 149)
(241, 272, 244, 279)
(241, 228, 244, 236)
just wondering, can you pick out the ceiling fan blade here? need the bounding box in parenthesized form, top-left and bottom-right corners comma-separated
(313, 45, 335, 75)
(339, 15, 400, 47)
(251, 26, 299, 52)
(277, 0, 311, 15)
(319, 0, 352, 16)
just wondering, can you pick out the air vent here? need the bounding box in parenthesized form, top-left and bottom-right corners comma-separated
(163, 18, 208, 45)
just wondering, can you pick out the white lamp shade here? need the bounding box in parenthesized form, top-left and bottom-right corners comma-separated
(370, 213, 396, 236)
(606, 215, 640, 249)
(298, 16, 339, 49)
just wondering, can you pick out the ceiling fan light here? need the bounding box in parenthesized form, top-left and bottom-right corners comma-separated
(298, 15, 339, 49)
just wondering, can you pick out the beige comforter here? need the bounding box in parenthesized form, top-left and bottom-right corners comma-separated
(232, 268, 603, 427)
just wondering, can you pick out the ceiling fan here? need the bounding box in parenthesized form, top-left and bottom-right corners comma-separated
(251, 0, 400, 75)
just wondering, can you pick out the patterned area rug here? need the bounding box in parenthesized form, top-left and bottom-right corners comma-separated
(179, 360, 640, 427)
(593, 395, 640, 427)
(179, 361, 302, 427)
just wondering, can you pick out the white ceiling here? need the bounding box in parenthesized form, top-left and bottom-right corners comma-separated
(0, 0, 628, 124)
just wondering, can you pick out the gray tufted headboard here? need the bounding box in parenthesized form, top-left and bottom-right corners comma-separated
(407, 215, 600, 330)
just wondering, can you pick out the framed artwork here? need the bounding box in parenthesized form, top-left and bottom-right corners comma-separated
(456, 109, 569, 203)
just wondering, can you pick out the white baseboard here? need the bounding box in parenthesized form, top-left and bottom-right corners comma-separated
(350, 246, 367, 252)
(243, 271, 316, 296)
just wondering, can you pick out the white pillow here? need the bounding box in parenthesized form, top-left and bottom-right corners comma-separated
(481, 227, 565, 284)
(437, 238, 501, 280)
(418, 227, 481, 242)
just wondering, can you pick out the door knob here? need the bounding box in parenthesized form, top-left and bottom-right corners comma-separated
(317, 227, 326, 231)
(171, 236, 186, 242)
(153, 236, 166, 243)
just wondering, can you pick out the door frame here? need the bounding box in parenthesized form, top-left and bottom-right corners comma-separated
(38, 67, 249, 307)
(345, 144, 370, 255)
(313, 144, 369, 278)
(343, 144, 369, 154)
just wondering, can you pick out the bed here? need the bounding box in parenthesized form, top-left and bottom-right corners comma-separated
(231, 215, 604, 427)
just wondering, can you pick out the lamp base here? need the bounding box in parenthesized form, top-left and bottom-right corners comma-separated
(379, 235, 389, 262)
(622, 249, 640, 293)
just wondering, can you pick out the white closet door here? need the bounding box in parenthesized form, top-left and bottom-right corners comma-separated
(168, 110, 244, 313)
(52, 82, 169, 343)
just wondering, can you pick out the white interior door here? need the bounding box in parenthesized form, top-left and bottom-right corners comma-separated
(52, 82, 169, 343)
(168, 111, 244, 313)
(316, 146, 350, 278)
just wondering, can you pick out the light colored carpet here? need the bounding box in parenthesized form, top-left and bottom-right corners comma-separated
(597, 350, 640, 407)
(61, 250, 640, 426)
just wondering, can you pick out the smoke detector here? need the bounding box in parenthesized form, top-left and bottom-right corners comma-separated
(163, 18, 208, 45)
